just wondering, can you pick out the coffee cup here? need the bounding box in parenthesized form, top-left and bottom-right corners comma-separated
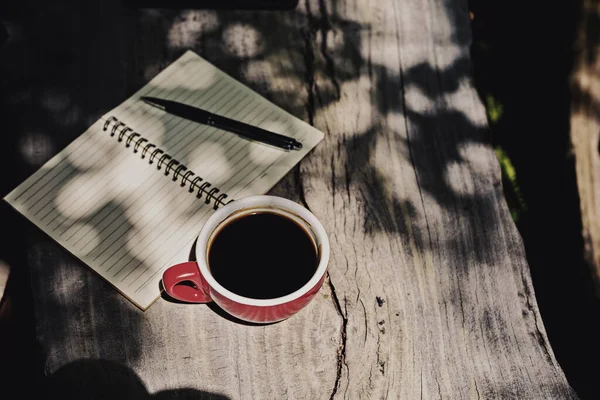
(162, 195, 330, 323)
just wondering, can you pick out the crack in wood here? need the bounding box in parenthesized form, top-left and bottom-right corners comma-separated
(435, 375, 442, 399)
(342, 134, 351, 200)
(327, 271, 348, 400)
(331, 154, 336, 208)
(317, 0, 341, 99)
(359, 298, 368, 344)
(303, 0, 340, 127)
(420, 366, 424, 400)
(520, 267, 555, 366)
(394, 30, 435, 261)
(303, 0, 318, 126)
(474, 379, 481, 400)
(456, 269, 467, 330)
(294, 22, 348, 391)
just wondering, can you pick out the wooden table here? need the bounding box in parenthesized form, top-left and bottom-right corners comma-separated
(1, 0, 579, 398)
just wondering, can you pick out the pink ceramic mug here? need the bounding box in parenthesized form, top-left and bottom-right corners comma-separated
(162, 195, 330, 324)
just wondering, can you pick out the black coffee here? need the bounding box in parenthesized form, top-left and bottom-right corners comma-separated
(208, 211, 319, 299)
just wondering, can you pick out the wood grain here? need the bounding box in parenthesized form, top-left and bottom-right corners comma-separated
(300, 0, 577, 398)
(1, 0, 578, 398)
(571, 0, 600, 296)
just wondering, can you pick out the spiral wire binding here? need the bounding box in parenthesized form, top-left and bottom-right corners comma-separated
(103, 116, 233, 210)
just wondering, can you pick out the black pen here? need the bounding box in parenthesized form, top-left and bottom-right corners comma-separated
(141, 96, 303, 151)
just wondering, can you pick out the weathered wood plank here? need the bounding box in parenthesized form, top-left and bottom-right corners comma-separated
(571, 0, 600, 296)
(301, 0, 577, 398)
(1, 0, 578, 398)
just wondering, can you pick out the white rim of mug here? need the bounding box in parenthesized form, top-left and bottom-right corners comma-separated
(195, 195, 330, 307)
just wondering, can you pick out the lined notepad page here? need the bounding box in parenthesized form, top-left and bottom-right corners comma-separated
(4, 50, 324, 310)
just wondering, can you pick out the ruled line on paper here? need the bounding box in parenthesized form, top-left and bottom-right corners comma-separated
(52, 90, 252, 242)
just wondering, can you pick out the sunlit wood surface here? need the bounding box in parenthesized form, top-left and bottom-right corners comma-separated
(1, 0, 577, 398)
(571, 0, 600, 297)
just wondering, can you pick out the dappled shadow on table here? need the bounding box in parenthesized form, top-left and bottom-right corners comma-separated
(46, 359, 230, 400)
(0, 0, 597, 397)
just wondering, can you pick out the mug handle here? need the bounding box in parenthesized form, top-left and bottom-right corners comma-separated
(162, 262, 212, 303)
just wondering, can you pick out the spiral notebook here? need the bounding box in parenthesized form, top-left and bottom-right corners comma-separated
(4, 50, 324, 310)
